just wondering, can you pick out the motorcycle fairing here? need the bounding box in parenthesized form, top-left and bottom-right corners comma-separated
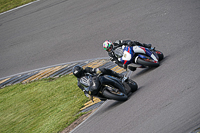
(133, 46, 146, 54)
(138, 54, 148, 59)
(120, 46, 135, 65)
(99, 75, 126, 94)
(134, 46, 158, 62)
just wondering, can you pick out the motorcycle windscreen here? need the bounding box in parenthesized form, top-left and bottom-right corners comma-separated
(120, 46, 135, 65)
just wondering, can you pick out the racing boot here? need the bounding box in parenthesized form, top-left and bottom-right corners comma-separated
(133, 41, 152, 48)
(128, 66, 137, 71)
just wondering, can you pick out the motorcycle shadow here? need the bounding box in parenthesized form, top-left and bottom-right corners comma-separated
(99, 100, 125, 112)
(132, 67, 157, 78)
(99, 86, 142, 112)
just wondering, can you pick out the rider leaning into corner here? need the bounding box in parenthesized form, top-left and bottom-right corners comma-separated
(103, 40, 152, 71)
(72, 65, 124, 100)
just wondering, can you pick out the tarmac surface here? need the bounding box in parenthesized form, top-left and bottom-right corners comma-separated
(0, 0, 200, 133)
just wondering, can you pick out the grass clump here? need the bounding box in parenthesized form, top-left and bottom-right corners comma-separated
(0, 75, 89, 133)
(0, 0, 35, 13)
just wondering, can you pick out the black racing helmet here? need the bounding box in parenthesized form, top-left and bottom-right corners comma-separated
(72, 65, 84, 78)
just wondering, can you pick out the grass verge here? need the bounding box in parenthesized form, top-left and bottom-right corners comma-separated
(0, 75, 89, 133)
(0, 0, 36, 13)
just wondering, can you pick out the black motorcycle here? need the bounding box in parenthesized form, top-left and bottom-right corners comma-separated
(79, 72, 138, 101)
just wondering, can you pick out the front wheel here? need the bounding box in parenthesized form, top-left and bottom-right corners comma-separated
(102, 88, 128, 101)
(136, 56, 160, 67)
(155, 50, 164, 61)
(126, 79, 138, 92)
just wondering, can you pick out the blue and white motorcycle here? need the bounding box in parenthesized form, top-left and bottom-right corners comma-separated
(114, 45, 164, 71)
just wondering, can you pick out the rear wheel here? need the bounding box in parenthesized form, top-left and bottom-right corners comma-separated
(102, 87, 128, 101)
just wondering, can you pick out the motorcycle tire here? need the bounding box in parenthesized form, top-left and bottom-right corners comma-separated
(155, 50, 164, 61)
(102, 89, 128, 101)
(136, 57, 160, 67)
(126, 79, 138, 92)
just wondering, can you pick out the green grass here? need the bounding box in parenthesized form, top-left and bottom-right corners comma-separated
(0, 75, 89, 133)
(0, 0, 36, 13)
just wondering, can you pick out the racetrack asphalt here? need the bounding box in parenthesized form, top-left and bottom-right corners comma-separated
(0, 0, 200, 133)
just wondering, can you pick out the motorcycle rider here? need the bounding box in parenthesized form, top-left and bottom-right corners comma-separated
(103, 40, 152, 71)
(72, 65, 124, 100)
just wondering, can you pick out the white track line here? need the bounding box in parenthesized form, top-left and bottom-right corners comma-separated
(0, 0, 40, 16)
